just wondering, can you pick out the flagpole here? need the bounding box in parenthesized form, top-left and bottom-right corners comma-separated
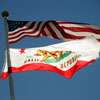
(2, 11, 15, 100)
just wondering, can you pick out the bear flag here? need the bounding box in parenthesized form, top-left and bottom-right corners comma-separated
(8, 20, 100, 44)
(0, 36, 100, 79)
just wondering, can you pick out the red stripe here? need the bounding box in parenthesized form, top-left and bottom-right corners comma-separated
(57, 21, 90, 25)
(97, 39, 100, 42)
(0, 72, 8, 79)
(61, 26, 100, 34)
(52, 21, 74, 39)
(41, 29, 48, 37)
(46, 23, 60, 39)
(9, 35, 40, 44)
(51, 22, 85, 40)
(8, 31, 40, 40)
(75, 59, 95, 71)
(0, 59, 95, 79)
(64, 32, 85, 40)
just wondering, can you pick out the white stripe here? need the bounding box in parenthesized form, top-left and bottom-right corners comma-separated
(8, 22, 33, 34)
(44, 27, 54, 38)
(9, 33, 39, 43)
(58, 23, 100, 30)
(49, 22, 66, 40)
(63, 29, 100, 39)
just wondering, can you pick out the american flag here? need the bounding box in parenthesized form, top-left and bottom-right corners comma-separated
(8, 20, 100, 44)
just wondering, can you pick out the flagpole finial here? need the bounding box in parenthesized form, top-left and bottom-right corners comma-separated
(2, 11, 9, 18)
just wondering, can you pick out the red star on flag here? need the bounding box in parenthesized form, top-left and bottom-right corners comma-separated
(19, 49, 25, 54)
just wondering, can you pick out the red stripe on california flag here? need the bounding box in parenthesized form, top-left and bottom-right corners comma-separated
(75, 59, 95, 72)
(0, 72, 8, 79)
(0, 59, 95, 79)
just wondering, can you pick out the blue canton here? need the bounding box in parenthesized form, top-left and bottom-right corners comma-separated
(7, 20, 28, 31)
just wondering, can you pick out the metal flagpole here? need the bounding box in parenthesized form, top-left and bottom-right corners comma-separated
(2, 11, 15, 100)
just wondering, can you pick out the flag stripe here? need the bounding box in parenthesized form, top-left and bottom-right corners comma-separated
(52, 21, 74, 39)
(61, 26, 100, 34)
(57, 21, 90, 25)
(49, 22, 68, 40)
(63, 29, 100, 38)
(46, 23, 60, 39)
(43, 27, 54, 38)
(0, 59, 95, 79)
(9, 35, 40, 44)
(57, 22, 100, 30)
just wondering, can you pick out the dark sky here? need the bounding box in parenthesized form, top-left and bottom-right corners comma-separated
(0, 0, 100, 100)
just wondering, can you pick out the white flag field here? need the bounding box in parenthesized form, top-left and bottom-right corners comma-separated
(0, 36, 100, 79)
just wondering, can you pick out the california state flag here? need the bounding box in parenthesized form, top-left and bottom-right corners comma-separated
(1, 36, 100, 79)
